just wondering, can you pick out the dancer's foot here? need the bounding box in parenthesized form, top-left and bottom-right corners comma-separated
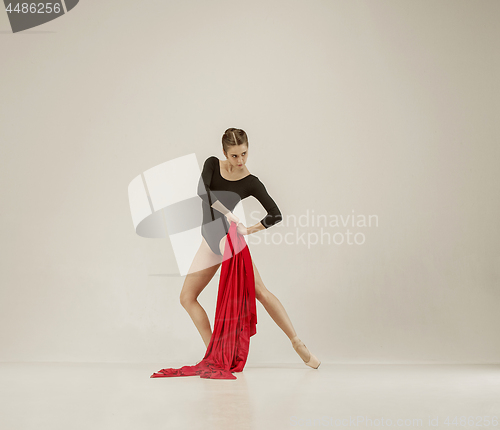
(291, 335, 321, 369)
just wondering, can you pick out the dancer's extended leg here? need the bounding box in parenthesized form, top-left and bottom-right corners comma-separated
(252, 260, 320, 368)
(252, 260, 297, 339)
(180, 238, 222, 348)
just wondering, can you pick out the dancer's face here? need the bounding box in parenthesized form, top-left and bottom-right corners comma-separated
(224, 145, 248, 169)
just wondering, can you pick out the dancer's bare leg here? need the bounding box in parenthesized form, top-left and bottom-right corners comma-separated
(251, 259, 298, 340)
(252, 258, 319, 366)
(179, 238, 221, 348)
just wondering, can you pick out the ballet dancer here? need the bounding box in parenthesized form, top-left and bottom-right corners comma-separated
(180, 128, 320, 369)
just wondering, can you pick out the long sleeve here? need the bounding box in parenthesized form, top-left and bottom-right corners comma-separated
(197, 157, 222, 220)
(250, 177, 282, 228)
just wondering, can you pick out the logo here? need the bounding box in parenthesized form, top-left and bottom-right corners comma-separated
(128, 154, 248, 276)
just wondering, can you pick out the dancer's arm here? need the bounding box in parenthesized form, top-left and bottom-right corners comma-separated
(244, 177, 282, 235)
(211, 200, 240, 225)
(197, 157, 238, 221)
(197, 157, 229, 215)
(197, 157, 219, 207)
(210, 199, 230, 215)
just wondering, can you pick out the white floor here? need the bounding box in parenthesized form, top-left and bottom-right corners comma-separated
(1, 362, 499, 430)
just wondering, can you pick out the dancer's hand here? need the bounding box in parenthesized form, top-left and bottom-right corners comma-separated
(225, 212, 239, 224)
(237, 223, 248, 235)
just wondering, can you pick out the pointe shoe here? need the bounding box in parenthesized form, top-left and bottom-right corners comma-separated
(291, 336, 321, 369)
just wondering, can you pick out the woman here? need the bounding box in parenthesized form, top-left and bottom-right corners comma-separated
(180, 128, 320, 369)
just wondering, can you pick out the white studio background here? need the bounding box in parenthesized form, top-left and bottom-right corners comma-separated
(0, 0, 499, 365)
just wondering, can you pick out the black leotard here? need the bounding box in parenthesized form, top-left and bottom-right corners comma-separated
(197, 156, 282, 255)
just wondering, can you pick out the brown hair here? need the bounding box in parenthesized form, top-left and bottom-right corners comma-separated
(221, 128, 248, 154)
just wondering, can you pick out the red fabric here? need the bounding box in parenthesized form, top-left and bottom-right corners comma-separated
(151, 221, 257, 380)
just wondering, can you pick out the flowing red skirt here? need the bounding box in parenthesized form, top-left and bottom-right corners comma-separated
(150, 221, 257, 380)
